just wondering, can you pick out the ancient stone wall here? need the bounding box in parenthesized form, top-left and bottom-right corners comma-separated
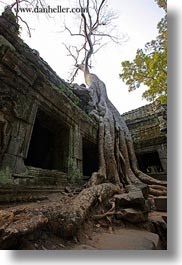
(121, 101, 167, 180)
(0, 10, 98, 185)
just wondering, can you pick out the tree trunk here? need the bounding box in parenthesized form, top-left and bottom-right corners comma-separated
(87, 77, 167, 196)
(79, 7, 166, 195)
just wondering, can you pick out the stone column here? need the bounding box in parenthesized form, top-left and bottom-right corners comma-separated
(68, 124, 83, 181)
(157, 143, 167, 174)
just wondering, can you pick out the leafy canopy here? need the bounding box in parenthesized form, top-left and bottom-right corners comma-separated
(120, 0, 167, 104)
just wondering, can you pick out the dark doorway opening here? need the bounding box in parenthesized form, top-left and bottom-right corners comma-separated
(25, 122, 54, 169)
(25, 109, 69, 172)
(137, 151, 164, 173)
(82, 138, 99, 177)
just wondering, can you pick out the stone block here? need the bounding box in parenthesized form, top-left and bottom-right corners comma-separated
(0, 35, 16, 52)
(7, 136, 23, 156)
(135, 183, 149, 199)
(114, 185, 145, 209)
(154, 196, 167, 212)
(142, 199, 151, 212)
(14, 157, 27, 175)
(1, 153, 16, 170)
(2, 49, 38, 85)
(115, 208, 148, 223)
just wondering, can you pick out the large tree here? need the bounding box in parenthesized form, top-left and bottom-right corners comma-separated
(119, 0, 167, 104)
(62, 0, 167, 192)
(0, 2, 167, 246)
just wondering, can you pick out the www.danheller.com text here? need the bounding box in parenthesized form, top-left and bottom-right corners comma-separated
(14, 5, 88, 14)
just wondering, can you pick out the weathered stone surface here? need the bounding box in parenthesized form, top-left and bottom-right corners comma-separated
(2, 49, 38, 85)
(134, 183, 149, 199)
(84, 229, 160, 250)
(148, 195, 156, 211)
(142, 199, 151, 212)
(122, 101, 167, 150)
(126, 183, 149, 199)
(0, 34, 15, 51)
(121, 101, 167, 180)
(115, 208, 148, 223)
(114, 185, 145, 208)
(148, 212, 167, 243)
(0, 185, 64, 208)
(154, 196, 167, 212)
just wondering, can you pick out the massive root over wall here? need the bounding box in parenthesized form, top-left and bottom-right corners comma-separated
(77, 12, 167, 196)
(84, 72, 167, 196)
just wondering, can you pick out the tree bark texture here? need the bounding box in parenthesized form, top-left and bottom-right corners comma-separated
(87, 77, 167, 196)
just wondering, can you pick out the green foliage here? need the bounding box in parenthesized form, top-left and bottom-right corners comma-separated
(120, 0, 167, 104)
(73, 98, 80, 106)
(59, 83, 66, 93)
(155, 0, 167, 12)
(0, 167, 12, 184)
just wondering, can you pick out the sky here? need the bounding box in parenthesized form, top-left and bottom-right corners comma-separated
(0, 0, 166, 114)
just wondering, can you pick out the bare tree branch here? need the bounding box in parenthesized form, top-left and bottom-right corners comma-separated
(92, 0, 106, 30)
(81, 12, 93, 72)
(17, 15, 31, 36)
(7, 0, 46, 34)
(6, 0, 53, 34)
(61, 0, 127, 83)
(86, 0, 92, 28)
(93, 41, 108, 54)
(64, 24, 85, 38)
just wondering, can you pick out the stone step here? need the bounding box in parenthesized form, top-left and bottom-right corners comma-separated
(154, 196, 167, 212)
(148, 173, 167, 181)
(0, 183, 83, 208)
(13, 167, 69, 185)
(0, 185, 65, 194)
(114, 184, 150, 213)
(114, 185, 145, 209)
(0, 195, 48, 205)
(0, 183, 83, 202)
(14, 175, 69, 185)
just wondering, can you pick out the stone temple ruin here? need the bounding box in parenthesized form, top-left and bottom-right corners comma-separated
(0, 10, 166, 206)
(122, 101, 167, 182)
(0, 9, 167, 250)
(0, 9, 99, 190)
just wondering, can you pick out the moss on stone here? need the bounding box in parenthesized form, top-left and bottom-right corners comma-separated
(0, 167, 13, 184)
